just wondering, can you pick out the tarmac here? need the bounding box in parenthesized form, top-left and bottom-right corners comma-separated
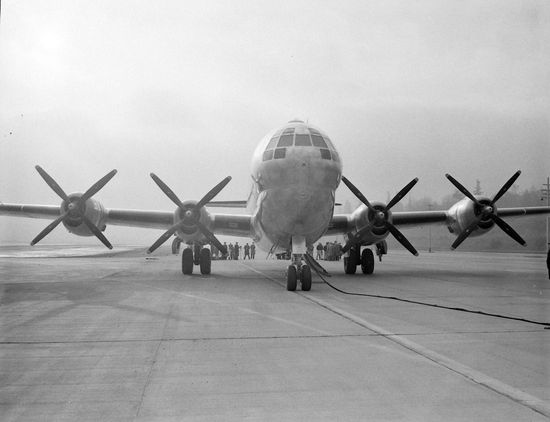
(0, 245, 549, 421)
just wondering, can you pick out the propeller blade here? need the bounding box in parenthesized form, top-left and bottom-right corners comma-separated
(147, 222, 181, 254)
(81, 215, 113, 249)
(445, 174, 481, 206)
(386, 222, 419, 256)
(386, 178, 419, 211)
(450, 220, 479, 250)
(150, 173, 186, 209)
(491, 170, 521, 204)
(489, 214, 526, 246)
(35, 166, 68, 201)
(81, 169, 118, 201)
(341, 176, 377, 213)
(196, 176, 232, 209)
(195, 220, 228, 254)
(30, 212, 68, 246)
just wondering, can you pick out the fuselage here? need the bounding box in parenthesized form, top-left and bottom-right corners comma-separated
(248, 120, 343, 253)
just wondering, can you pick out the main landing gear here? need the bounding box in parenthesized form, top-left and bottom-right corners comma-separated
(344, 246, 375, 275)
(181, 244, 211, 275)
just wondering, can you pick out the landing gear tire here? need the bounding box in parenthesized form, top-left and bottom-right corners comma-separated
(286, 265, 297, 291)
(361, 249, 375, 274)
(171, 237, 182, 255)
(300, 265, 312, 291)
(182, 248, 194, 274)
(199, 248, 211, 275)
(344, 247, 357, 274)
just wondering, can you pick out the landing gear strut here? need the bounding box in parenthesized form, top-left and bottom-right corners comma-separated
(181, 244, 212, 275)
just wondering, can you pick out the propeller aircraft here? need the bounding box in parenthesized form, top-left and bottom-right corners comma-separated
(1, 119, 549, 291)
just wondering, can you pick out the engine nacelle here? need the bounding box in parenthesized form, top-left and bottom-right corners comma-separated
(349, 201, 392, 244)
(173, 200, 214, 244)
(446, 197, 495, 238)
(61, 194, 107, 236)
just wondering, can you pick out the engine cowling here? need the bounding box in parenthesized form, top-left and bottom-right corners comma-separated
(172, 200, 214, 243)
(61, 194, 108, 237)
(446, 197, 495, 238)
(349, 201, 393, 244)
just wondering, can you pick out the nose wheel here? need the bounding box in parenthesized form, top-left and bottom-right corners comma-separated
(286, 261, 312, 291)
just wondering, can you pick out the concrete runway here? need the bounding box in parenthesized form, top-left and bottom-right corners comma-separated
(1, 246, 549, 421)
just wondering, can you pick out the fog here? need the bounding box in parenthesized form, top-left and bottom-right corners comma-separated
(1, 0, 549, 245)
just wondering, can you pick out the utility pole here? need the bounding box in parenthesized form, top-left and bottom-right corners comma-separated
(542, 177, 550, 250)
(428, 203, 433, 253)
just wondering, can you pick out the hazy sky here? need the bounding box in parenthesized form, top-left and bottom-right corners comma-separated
(1, 0, 549, 244)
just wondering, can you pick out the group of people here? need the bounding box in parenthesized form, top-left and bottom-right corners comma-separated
(212, 242, 256, 260)
(315, 241, 343, 261)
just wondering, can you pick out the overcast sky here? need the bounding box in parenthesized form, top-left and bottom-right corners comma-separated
(0, 0, 549, 244)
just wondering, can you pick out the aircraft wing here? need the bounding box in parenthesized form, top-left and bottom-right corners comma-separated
(328, 206, 550, 234)
(0, 203, 61, 219)
(0, 202, 254, 244)
(325, 210, 448, 235)
(107, 209, 253, 237)
(392, 206, 550, 226)
(326, 205, 550, 255)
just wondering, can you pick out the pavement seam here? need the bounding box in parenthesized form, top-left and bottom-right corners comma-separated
(133, 297, 176, 420)
(242, 263, 550, 419)
(308, 296, 550, 419)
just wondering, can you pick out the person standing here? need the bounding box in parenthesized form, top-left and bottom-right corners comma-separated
(234, 242, 240, 260)
(547, 248, 550, 280)
(228, 243, 234, 260)
(222, 242, 228, 260)
(316, 242, 323, 260)
(250, 243, 256, 259)
(244, 243, 250, 259)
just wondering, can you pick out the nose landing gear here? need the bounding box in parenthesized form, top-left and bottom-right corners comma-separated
(285, 236, 312, 291)
(286, 261, 312, 291)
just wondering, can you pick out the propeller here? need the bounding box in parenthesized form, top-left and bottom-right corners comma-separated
(32, 165, 117, 248)
(147, 174, 231, 255)
(341, 176, 419, 256)
(445, 170, 525, 249)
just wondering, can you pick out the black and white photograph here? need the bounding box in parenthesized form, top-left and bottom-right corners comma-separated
(1, 1, 549, 420)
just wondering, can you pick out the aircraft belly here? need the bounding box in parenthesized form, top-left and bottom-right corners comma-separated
(258, 186, 334, 249)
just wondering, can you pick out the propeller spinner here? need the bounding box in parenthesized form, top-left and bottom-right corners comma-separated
(341, 176, 419, 256)
(147, 174, 231, 255)
(32, 166, 117, 248)
(445, 170, 525, 249)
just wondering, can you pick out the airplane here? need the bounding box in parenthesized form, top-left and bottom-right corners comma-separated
(1, 119, 549, 291)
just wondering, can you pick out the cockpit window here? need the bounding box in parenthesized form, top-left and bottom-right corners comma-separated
(266, 136, 279, 150)
(323, 136, 335, 150)
(294, 134, 311, 146)
(274, 148, 286, 159)
(278, 134, 293, 147)
(320, 148, 331, 160)
(311, 134, 327, 148)
(263, 149, 274, 161)
(262, 124, 339, 162)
